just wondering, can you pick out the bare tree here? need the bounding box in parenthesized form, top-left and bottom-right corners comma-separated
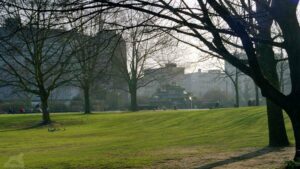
(0, 0, 75, 124)
(59, 0, 300, 161)
(8, 0, 300, 162)
(113, 10, 175, 111)
(67, 11, 121, 114)
(253, 0, 290, 147)
(215, 59, 241, 107)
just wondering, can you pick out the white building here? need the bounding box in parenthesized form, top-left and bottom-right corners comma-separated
(139, 62, 263, 107)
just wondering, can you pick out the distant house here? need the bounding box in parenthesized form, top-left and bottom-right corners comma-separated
(139, 62, 263, 107)
(150, 84, 192, 109)
(140, 63, 186, 97)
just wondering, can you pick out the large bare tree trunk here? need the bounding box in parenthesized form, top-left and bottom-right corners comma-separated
(272, 0, 300, 159)
(257, 43, 289, 146)
(234, 83, 239, 107)
(83, 85, 91, 114)
(255, 0, 289, 147)
(256, 47, 290, 147)
(286, 109, 300, 162)
(129, 83, 138, 111)
(234, 70, 239, 107)
(266, 101, 289, 146)
(41, 95, 51, 124)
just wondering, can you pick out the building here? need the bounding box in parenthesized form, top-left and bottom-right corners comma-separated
(0, 18, 128, 112)
(139, 63, 185, 97)
(139, 62, 264, 107)
(150, 84, 192, 109)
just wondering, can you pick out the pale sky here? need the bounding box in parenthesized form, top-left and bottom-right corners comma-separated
(174, 1, 300, 74)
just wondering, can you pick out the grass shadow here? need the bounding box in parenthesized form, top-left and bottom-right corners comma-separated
(195, 147, 285, 169)
(0, 122, 51, 132)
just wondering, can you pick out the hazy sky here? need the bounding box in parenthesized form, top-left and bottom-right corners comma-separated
(175, 1, 300, 74)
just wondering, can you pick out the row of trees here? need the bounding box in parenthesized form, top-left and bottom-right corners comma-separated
(216, 52, 289, 108)
(0, 0, 175, 123)
(47, 0, 300, 162)
(1, 0, 299, 163)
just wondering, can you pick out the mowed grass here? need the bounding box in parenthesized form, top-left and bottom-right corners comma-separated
(0, 107, 294, 169)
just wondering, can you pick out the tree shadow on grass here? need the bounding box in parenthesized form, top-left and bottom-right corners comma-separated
(0, 122, 48, 132)
(195, 147, 284, 169)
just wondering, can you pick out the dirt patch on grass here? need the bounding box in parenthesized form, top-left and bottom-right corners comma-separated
(148, 147, 294, 169)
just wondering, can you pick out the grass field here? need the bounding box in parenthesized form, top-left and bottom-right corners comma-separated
(0, 107, 294, 169)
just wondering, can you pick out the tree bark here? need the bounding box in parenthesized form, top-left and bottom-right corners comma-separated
(235, 69, 239, 107)
(255, 0, 289, 147)
(293, 120, 300, 162)
(270, 0, 300, 160)
(266, 100, 289, 146)
(256, 43, 290, 146)
(41, 95, 51, 125)
(234, 83, 239, 107)
(287, 110, 300, 162)
(129, 85, 138, 111)
(256, 44, 290, 147)
(83, 85, 91, 114)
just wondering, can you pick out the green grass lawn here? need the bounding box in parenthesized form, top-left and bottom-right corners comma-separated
(0, 107, 294, 169)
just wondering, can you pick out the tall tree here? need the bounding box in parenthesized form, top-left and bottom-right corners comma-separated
(217, 60, 241, 107)
(15, 0, 300, 161)
(255, 0, 289, 147)
(67, 0, 300, 161)
(70, 31, 117, 114)
(67, 12, 120, 114)
(0, 0, 74, 124)
(114, 10, 174, 111)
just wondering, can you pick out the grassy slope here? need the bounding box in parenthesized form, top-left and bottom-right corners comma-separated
(0, 107, 294, 169)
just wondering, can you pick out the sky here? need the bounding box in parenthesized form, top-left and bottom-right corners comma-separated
(172, 0, 300, 74)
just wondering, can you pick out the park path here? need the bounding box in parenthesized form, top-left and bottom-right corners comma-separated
(148, 147, 294, 169)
